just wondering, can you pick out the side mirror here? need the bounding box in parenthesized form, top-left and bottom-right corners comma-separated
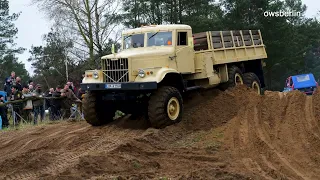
(111, 44, 115, 54)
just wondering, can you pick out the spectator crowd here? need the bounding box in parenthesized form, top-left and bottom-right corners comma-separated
(0, 71, 85, 128)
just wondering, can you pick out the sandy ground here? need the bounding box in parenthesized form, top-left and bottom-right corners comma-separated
(0, 86, 319, 180)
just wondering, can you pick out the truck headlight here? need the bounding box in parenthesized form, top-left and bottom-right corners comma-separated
(138, 69, 145, 78)
(93, 71, 99, 79)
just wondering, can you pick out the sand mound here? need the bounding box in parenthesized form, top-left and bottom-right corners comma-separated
(0, 86, 319, 179)
(223, 88, 320, 179)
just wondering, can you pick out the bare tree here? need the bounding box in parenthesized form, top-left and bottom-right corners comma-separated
(32, 0, 122, 66)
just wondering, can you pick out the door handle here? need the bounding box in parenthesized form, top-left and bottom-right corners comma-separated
(169, 55, 177, 60)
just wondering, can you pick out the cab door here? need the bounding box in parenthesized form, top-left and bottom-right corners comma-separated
(175, 30, 195, 73)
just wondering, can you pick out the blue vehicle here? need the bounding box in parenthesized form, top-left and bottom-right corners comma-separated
(283, 73, 318, 95)
(0, 91, 8, 102)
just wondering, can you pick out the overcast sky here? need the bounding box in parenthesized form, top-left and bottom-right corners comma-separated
(9, 0, 320, 76)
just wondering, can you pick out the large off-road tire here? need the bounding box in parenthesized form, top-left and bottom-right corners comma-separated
(82, 91, 116, 126)
(148, 86, 183, 129)
(219, 65, 244, 90)
(243, 72, 261, 95)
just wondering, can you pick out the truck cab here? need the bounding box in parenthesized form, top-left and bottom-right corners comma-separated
(82, 24, 195, 87)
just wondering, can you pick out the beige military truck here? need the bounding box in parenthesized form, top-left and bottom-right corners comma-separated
(81, 24, 267, 128)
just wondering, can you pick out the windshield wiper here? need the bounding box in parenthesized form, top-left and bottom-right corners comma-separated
(148, 32, 159, 40)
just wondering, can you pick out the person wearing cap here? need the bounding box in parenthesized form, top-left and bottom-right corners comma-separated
(32, 84, 45, 124)
(10, 85, 24, 125)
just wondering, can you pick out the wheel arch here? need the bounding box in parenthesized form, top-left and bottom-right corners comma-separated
(158, 73, 185, 93)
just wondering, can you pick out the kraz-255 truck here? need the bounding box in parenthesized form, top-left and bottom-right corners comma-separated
(80, 24, 267, 128)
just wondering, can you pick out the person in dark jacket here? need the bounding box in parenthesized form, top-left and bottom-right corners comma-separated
(45, 88, 55, 120)
(0, 95, 9, 128)
(10, 85, 24, 125)
(15, 77, 23, 91)
(4, 71, 16, 96)
(77, 88, 85, 100)
(51, 85, 62, 120)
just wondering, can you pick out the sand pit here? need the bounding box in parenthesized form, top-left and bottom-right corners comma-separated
(0, 86, 319, 179)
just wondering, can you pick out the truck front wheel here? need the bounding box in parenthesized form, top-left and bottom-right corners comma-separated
(243, 72, 261, 95)
(148, 86, 183, 129)
(82, 92, 116, 126)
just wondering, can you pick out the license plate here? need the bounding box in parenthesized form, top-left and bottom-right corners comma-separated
(105, 84, 121, 89)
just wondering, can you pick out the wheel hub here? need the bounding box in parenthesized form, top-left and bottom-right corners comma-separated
(252, 81, 261, 94)
(235, 73, 243, 85)
(167, 97, 180, 121)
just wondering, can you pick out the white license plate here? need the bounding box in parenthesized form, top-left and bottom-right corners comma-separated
(105, 84, 121, 89)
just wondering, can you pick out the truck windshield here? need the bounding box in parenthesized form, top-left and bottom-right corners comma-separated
(123, 34, 144, 49)
(147, 31, 172, 47)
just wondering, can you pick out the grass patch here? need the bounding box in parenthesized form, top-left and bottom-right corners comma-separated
(132, 160, 141, 169)
(172, 128, 225, 149)
(159, 177, 171, 180)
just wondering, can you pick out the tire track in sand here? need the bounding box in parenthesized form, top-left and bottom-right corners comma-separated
(305, 96, 320, 140)
(0, 125, 90, 164)
(252, 107, 308, 180)
(3, 127, 143, 180)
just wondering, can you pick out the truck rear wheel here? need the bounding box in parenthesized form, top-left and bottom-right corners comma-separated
(82, 92, 116, 126)
(148, 86, 183, 129)
(243, 72, 261, 95)
(219, 65, 244, 90)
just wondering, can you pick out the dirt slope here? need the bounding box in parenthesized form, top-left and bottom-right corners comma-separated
(0, 86, 319, 180)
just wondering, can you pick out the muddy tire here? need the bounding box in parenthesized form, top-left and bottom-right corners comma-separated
(82, 91, 116, 126)
(243, 72, 261, 95)
(219, 65, 244, 90)
(148, 86, 183, 129)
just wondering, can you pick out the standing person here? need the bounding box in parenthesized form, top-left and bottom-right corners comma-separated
(10, 85, 24, 125)
(28, 80, 34, 87)
(32, 84, 44, 124)
(77, 87, 85, 100)
(46, 88, 55, 120)
(0, 95, 9, 128)
(15, 77, 23, 91)
(66, 81, 74, 92)
(51, 85, 62, 120)
(4, 71, 16, 96)
(22, 85, 33, 123)
(61, 84, 80, 119)
(28, 84, 34, 92)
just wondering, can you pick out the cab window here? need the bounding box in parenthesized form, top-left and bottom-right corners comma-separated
(123, 34, 144, 49)
(147, 32, 172, 46)
(177, 32, 187, 46)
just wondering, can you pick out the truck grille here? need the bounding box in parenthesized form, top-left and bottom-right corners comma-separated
(105, 58, 129, 82)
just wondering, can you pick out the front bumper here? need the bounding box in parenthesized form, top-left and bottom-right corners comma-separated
(80, 82, 157, 91)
